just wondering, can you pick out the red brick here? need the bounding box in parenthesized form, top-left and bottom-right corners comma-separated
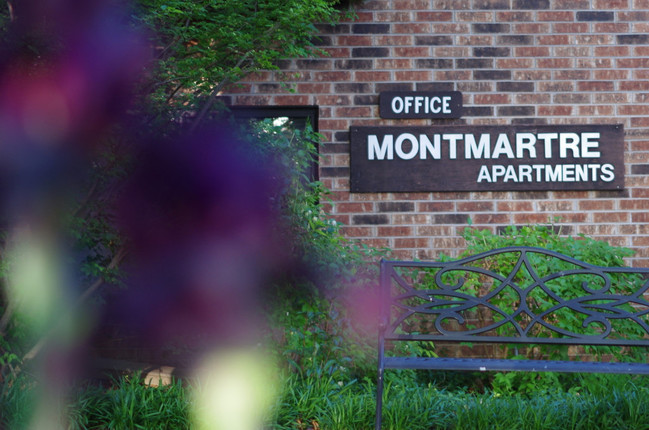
(497, 201, 534, 212)
(593, 70, 629, 80)
(393, 0, 432, 8)
(618, 58, 649, 68)
(331, 215, 350, 225)
(456, 202, 494, 212)
(593, 23, 630, 33)
(579, 200, 615, 211)
(432, 23, 470, 34)
(355, 71, 391, 81)
(334, 106, 372, 117)
(435, 70, 472, 80)
(515, 47, 550, 57)
(391, 193, 433, 200)
(514, 23, 551, 33)
(619, 105, 649, 115)
(456, 12, 494, 22)
(395, 70, 432, 81)
(350, 12, 374, 22)
(537, 58, 574, 69)
(553, 23, 589, 33)
(393, 47, 430, 57)
(314, 95, 351, 105)
(578, 105, 614, 116)
(577, 81, 615, 91)
(594, 212, 630, 223)
(457, 36, 494, 46)
(516, 94, 551, 104)
(378, 226, 414, 236)
(497, 11, 534, 21)
(337, 36, 372, 46)
(393, 214, 430, 224)
(576, 35, 615, 45)
(594, 0, 629, 7)
(539, 105, 574, 116)
(418, 202, 455, 212)
(515, 70, 552, 80)
(375, 11, 412, 22)
(311, 71, 352, 82)
(497, 58, 534, 69)
(392, 23, 431, 34)
(474, 94, 511, 105)
(390, 250, 415, 260)
(554, 70, 590, 80)
(552, 0, 591, 8)
(233, 95, 271, 105)
(595, 46, 630, 57)
(376, 35, 413, 46)
(417, 225, 455, 236)
(341, 226, 373, 237)
(415, 11, 453, 21)
(273, 95, 310, 105)
(394, 238, 431, 249)
(297, 83, 332, 93)
(471, 214, 510, 224)
(513, 213, 555, 224)
(537, 11, 574, 21)
(376, 59, 413, 69)
(620, 200, 649, 210)
(538, 35, 571, 45)
(634, 47, 649, 57)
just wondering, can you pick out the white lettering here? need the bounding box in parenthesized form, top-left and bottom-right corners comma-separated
(395, 133, 419, 160)
(516, 133, 537, 158)
(581, 132, 601, 157)
(559, 133, 580, 158)
(503, 165, 518, 182)
(538, 133, 558, 158)
(477, 165, 491, 182)
(492, 134, 515, 159)
(519, 165, 533, 182)
(391, 97, 404, 114)
(601, 164, 615, 182)
(465, 134, 491, 159)
(420, 134, 441, 159)
(368, 135, 393, 160)
(444, 134, 463, 159)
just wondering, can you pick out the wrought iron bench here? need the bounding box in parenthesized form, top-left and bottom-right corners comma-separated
(376, 246, 649, 430)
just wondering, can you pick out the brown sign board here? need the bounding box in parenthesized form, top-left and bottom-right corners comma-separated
(379, 91, 463, 119)
(350, 124, 625, 193)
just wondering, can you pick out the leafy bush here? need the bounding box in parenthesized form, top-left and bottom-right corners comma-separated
(443, 223, 646, 395)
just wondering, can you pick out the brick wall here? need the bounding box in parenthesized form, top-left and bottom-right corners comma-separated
(223, 0, 649, 266)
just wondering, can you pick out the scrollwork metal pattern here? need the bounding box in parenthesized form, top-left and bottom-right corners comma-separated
(382, 246, 649, 346)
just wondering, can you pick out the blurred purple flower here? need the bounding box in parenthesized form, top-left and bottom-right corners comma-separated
(113, 127, 288, 361)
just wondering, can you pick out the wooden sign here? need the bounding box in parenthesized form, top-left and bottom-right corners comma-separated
(379, 91, 463, 119)
(350, 124, 624, 192)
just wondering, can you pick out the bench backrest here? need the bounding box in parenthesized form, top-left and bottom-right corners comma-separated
(376, 246, 649, 430)
(380, 246, 649, 348)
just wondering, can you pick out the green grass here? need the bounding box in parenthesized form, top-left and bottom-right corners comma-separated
(4, 371, 649, 429)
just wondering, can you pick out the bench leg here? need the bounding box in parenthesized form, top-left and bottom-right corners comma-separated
(375, 364, 384, 430)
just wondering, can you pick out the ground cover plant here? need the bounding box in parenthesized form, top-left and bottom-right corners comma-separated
(5, 370, 649, 429)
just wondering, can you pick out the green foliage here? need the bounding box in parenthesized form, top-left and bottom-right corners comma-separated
(449, 223, 646, 395)
(238, 118, 381, 384)
(133, 0, 349, 126)
(68, 374, 189, 430)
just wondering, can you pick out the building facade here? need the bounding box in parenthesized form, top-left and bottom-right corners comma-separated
(223, 0, 649, 266)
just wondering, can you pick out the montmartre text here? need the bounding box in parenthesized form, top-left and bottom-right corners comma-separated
(367, 131, 602, 161)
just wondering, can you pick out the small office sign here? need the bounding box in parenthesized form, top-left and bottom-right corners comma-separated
(350, 124, 624, 192)
(379, 91, 463, 119)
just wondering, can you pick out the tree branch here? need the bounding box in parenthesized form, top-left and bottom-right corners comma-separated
(188, 51, 252, 133)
